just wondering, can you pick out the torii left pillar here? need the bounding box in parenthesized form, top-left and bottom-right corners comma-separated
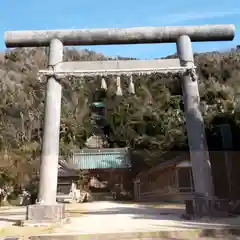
(26, 39, 65, 222)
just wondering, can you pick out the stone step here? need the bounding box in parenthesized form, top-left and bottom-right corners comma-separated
(27, 229, 240, 240)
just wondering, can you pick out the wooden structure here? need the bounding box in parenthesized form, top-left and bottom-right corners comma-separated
(57, 148, 132, 200)
(57, 162, 79, 195)
(134, 152, 194, 202)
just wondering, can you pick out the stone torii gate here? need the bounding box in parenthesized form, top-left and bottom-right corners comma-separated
(4, 24, 235, 221)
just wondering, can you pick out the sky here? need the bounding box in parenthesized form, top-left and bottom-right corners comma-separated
(0, 0, 240, 59)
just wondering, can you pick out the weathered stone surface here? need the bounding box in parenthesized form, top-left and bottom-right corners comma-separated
(0, 238, 20, 240)
(29, 229, 240, 240)
(26, 204, 65, 221)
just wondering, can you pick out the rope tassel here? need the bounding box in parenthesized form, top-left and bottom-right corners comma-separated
(128, 75, 135, 94)
(116, 76, 123, 96)
(101, 78, 107, 90)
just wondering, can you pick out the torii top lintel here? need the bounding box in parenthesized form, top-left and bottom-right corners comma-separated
(4, 24, 235, 48)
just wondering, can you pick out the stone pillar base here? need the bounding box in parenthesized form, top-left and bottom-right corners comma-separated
(26, 204, 65, 221)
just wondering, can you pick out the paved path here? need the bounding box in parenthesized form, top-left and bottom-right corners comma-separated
(0, 207, 24, 227)
(0, 202, 240, 238)
(56, 201, 240, 235)
(58, 201, 185, 234)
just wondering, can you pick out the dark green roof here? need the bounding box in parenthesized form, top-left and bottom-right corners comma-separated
(71, 148, 131, 170)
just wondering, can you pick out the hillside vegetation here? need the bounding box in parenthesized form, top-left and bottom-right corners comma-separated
(0, 46, 240, 186)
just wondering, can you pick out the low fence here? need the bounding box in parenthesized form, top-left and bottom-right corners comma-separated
(135, 186, 240, 217)
(134, 159, 195, 203)
(135, 184, 194, 203)
(186, 196, 240, 217)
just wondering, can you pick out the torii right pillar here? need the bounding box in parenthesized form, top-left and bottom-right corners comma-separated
(177, 35, 214, 205)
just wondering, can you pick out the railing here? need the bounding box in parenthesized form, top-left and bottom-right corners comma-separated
(136, 186, 194, 201)
(178, 187, 194, 193)
(186, 196, 240, 217)
(135, 183, 240, 216)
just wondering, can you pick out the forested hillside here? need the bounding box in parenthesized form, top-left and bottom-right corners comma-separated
(0, 46, 240, 186)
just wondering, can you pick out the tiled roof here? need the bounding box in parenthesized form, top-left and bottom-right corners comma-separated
(136, 152, 190, 179)
(58, 158, 79, 177)
(58, 165, 78, 177)
(70, 148, 131, 170)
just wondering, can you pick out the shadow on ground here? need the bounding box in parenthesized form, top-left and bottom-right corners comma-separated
(69, 204, 240, 238)
(73, 205, 184, 219)
(0, 203, 240, 238)
(0, 212, 23, 216)
(0, 217, 18, 223)
(0, 209, 24, 224)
